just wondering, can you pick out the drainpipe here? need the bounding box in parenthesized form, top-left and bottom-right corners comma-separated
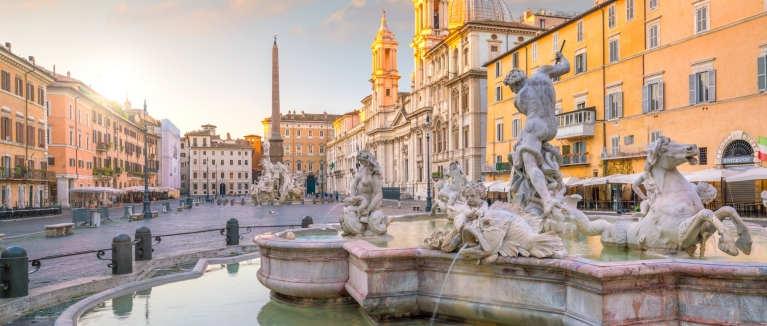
(74, 96, 83, 187)
(600, 4, 608, 158)
(23, 67, 34, 173)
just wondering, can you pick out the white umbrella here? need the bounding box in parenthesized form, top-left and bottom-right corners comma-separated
(34, 185, 40, 207)
(482, 181, 498, 189)
(569, 178, 590, 187)
(18, 185, 25, 208)
(684, 168, 743, 183)
(5, 185, 11, 208)
(725, 167, 767, 182)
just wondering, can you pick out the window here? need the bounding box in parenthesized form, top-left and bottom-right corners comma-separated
(577, 21, 584, 42)
(511, 119, 521, 139)
(552, 33, 558, 53)
(643, 81, 664, 112)
(532, 43, 538, 61)
(610, 136, 621, 155)
(14, 76, 22, 97)
(296, 162, 302, 171)
(626, 0, 635, 21)
(539, 19, 546, 29)
(695, 5, 709, 34)
(625, 135, 635, 145)
(495, 62, 502, 77)
(285, 143, 290, 151)
(238, 172, 242, 179)
(759, 55, 767, 92)
(385, 89, 390, 97)
(649, 24, 659, 49)
(605, 92, 623, 119)
(496, 122, 503, 141)
(490, 46, 498, 53)
(285, 129, 290, 137)
(649, 0, 658, 10)
(689, 70, 716, 105)
(555, 103, 562, 115)
(463, 48, 469, 66)
(512, 52, 519, 69)
(650, 130, 663, 143)
(495, 86, 502, 102)
(575, 53, 587, 74)
(296, 129, 301, 137)
(230, 160, 233, 165)
(230, 173, 234, 179)
(0, 70, 9, 91)
(320, 130, 324, 137)
(609, 39, 620, 63)
(238, 160, 241, 165)
(608, 5, 616, 29)
(193, 172, 198, 178)
(699, 147, 708, 165)
(245, 160, 248, 165)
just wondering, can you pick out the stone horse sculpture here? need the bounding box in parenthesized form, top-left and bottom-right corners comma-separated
(566, 137, 752, 257)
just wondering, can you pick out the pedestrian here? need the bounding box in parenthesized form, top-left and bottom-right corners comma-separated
(334, 191, 339, 202)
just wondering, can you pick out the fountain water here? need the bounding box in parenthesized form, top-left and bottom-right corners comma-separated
(430, 243, 468, 325)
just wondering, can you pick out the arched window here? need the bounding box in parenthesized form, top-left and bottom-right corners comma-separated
(452, 88, 459, 115)
(452, 49, 458, 73)
(723, 140, 754, 158)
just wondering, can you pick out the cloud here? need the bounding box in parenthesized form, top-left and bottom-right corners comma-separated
(0, 0, 65, 10)
(290, 25, 304, 35)
(110, 0, 313, 35)
(323, 0, 367, 26)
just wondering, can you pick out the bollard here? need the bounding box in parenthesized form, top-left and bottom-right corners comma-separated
(302, 216, 313, 228)
(226, 218, 239, 246)
(0, 246, 29, 298)
(112, 234, 133, 275)
(186, 198, 193, 209)
(398, 200, 401, 209)
(134, 227, 152, 261)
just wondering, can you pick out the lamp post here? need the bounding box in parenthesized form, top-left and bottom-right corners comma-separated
(424, 114, 432, 212)
(186, 138, 191, 203)
(205, 163, 209, 202)
(142, 101, 152, 220)
(320, 160, 325, 203)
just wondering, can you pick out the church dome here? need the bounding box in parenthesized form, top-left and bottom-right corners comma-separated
(448, 0, 514, 28)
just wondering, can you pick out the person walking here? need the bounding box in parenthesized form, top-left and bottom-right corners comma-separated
(334, 191, 339, 202)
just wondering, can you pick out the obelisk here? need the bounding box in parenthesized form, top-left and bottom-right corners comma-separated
(268, 35, 284, 163)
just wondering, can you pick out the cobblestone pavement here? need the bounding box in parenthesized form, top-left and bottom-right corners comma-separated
(0, 197, 425, 290)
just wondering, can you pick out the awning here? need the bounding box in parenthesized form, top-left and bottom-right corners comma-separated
(725, 167, 767, 182)
(561, 177, 583, 186)
(122, 186, 168, 193)
(684, 168, 743, 183)
(606, 173, 644, 184)
(483, 181, 501, 189)
(583, 175, 623, 186)
(489, 181, 512, 192)
(69, 186, 125, 194)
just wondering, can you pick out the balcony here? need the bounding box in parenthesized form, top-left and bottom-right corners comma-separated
(96, 143, 109, 153)
(562, 154, 590, 166)
(481, 162, 512, 175)
(601, 144, 649, 160)
(555, 109, 596, 140)
(0, 168, 55, 181)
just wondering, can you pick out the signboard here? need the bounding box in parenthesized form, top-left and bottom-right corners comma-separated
(722, 156, 753, 165)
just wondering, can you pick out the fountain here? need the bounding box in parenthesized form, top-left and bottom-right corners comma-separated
(251, 158, 302, 205)
(58, 53, 767, 325)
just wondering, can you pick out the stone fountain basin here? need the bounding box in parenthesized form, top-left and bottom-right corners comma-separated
(255, 230, 767, 325)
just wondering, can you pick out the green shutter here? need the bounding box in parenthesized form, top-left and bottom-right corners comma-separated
(758, 55, 767, 92)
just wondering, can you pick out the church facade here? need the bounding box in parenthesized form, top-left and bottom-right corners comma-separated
(327, 0, 543, 198)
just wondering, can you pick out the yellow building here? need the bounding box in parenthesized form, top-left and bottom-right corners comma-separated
(0, 44, 55, 208)
(484, 0, 767, 205)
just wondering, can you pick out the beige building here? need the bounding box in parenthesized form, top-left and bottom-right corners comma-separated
(181, 125, 253, 197)
(262, 111, 340, 194)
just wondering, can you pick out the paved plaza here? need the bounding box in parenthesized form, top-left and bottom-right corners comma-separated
(0, 197, 425, 290)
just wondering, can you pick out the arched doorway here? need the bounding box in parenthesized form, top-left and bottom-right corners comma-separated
(721, 138, 757, 204)
(220, 183, 226, 196)
(306, 174, 316, 195)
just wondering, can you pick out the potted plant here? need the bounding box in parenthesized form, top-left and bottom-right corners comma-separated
(103, 166, 113, 176)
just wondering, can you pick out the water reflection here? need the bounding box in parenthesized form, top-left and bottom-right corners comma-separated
(227, 263, 240, 274)
(111, 293, 133, 317)
(257, 301, 372, 326)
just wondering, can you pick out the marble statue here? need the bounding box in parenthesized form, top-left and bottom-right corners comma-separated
(762, 190, 767, 207)
(340, 150, 389, 236)
(430, 178, 449, 216)
(503, 52, 570, 221)
(566, 137, 752, 257)
(285, 174, 304, 202)
(424, 181, 565, 264)
(251, 158, 297, 204)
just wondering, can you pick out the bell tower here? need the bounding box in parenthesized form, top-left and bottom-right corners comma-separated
(371, 10, 400, 112)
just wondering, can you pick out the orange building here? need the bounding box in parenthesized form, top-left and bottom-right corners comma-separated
(0, 43, 55, 208)
(484, 0, 767, 206)
(47, 70, 159, 207)
(243, 134, 263, 181)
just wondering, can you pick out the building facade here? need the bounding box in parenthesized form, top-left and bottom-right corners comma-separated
(262, 111, 339, 194)
(484, 0, 767, 204)
(243, 134, 264, 182)
(157, 119, 180, 189)
(181, 125, 253, 197)
(0, 44, 55, 208)
(327, 3, 547, 197)
(47, 79, 160, 207)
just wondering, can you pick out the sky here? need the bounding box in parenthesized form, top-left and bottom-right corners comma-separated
(0, 0, 590, 139)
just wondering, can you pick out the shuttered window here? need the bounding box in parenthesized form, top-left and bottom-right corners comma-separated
(642, 82, 664, 113)
(605, 92, 623, 120)
(577, 21, 584, 42)
(758, 55, 767, 92)
(575, 53, 587, 74)
(689, 70, 716, 105)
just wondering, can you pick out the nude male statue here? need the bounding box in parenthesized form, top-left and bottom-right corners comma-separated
(504, 52, 570, 219)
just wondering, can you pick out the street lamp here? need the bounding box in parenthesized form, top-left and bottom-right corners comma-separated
(425, 114, 432, 212)
(205, 163, 209, 202)
(186, 138, 191, 204)
(142, 101, 152, 220)
(320, 160, 325, 203)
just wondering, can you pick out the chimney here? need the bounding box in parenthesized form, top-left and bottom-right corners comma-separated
(28, 56, 35, 65)
(53, 65, 56, 76)
(4, 43, 10, 52)
(67, 71, 71, 78)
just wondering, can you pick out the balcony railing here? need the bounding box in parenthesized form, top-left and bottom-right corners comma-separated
(562, 154, 589, 166)
(556, 109, 596, 140)
(0, 168, 55, 181)
(481, 162, 511, 174)
(601, 143, 649, 160)
(96, 143, 109, 152)
(147, 168, 158, 174)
